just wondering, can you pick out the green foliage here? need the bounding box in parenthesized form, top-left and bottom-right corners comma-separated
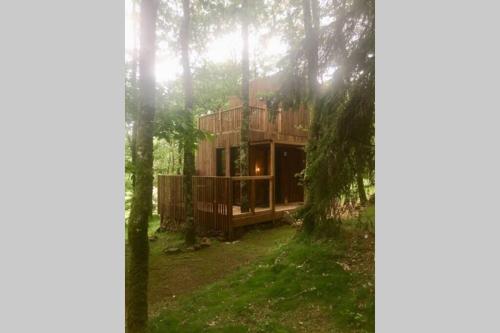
(301, 77, 374, 221)
(193, 61, 240, 114)
(155, 107, 212, 147)
(354, 205, 375, 234)
(125, 136, 185, 222)
(267, 0, 376, 228)
(265, 72, 307, 120)
(154, 60, 241, 117)
(311, 204, 375, 241)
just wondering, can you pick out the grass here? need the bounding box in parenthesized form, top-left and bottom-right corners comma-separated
(145, 224, 297, 316)
(147, 206, 375, 333)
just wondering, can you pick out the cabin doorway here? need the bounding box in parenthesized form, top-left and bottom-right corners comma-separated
(214, 143, 305, 208)
(225, 144, 270, 207)
(275, 144, 305, 204)
(249, 144, 269, 206)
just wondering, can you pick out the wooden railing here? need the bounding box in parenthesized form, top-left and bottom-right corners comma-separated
(198, 105, 309, 138)
(192, 176, 233, 237)
(230, 175, 274, 214)
(157, 175, 184, 230)
(157, 175, 275, 238)
(198, 106, 269, 134)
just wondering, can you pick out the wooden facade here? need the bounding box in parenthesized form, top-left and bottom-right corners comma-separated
(158, 77, 308, 237)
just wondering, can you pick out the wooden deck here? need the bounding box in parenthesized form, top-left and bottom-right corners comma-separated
(157, 175, 302, 238)
(232, 202, 301, 215)
(232, 202, 301, 227)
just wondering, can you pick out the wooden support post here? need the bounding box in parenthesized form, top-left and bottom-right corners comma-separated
(212, 143, 216, 176)
(192, 177, 196, 231)
(278, 110, 282, 134)
(173, 177, 176, 224)
(219, 110, 222, 133)
(228, 178, 234, 240)
(270, 141, 276, 219)
(213, 178, 217, 231)
(225, 141, 231, 177)
(157, 176, 161, 215)
(250, 179, 256, 214)
(158, 176, 163, 226)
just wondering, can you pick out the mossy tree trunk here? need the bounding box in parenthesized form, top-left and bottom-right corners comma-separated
(240, 0, 250, 213)
(126, 0, 158, 332)
(302, 0, 320, 233)
(129, 0, 139, 189)
(181, 0, 196, 244)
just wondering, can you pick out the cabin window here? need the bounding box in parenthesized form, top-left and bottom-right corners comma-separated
(216, 148, 226, 176)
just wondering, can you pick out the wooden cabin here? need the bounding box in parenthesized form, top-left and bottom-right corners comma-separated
(158, 76, 309, 238)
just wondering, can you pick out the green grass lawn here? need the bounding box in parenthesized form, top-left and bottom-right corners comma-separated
(146, 207, 375, 333)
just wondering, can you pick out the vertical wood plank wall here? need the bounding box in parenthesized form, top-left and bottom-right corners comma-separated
(157, 175, 184, 229)
(195, 106, 309, 176)
(158, 175, 233, 237)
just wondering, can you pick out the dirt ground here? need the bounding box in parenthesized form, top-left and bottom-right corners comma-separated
(146, 224, 296, 316)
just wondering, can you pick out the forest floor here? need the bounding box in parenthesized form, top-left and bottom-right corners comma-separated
(145, 222, 297, 317)
(133, 206, 375, 333)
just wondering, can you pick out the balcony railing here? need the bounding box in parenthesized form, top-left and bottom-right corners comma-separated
(198, 105, 308, 138)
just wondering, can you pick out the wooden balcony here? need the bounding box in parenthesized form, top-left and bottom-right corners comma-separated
(157, 175, 302, 239)
(197, 105, 309, 143)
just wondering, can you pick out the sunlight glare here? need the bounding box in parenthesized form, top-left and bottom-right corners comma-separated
(125, 0, 289, 84)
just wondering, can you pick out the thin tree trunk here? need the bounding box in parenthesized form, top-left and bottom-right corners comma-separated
(169, 143, 175, 174)
(240, 0, 250, 213)
(181, 0, 196, 244)
(302, 0, 320, 233)
(303, 0, 319, 99)
(177, 143, 183, 175)
(356, 172, 367, 206)
(130, 0, 140, 189)
(131, 122, 138, 189)
(125, 0, 158, 332)
(355, 151, 367, 205)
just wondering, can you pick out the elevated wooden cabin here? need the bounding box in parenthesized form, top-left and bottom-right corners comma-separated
(158, 77, 309, 238)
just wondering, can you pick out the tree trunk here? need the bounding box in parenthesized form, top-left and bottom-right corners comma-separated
(125, 0, 158, 332)
(130, 0, 140, 189)
(177, 143, 183, 175)
(240, 0, 250, 213)
(356, 172, 367, 206)
(355, 151, 367, 206)
(303, 0, 319, 99)
(169, 143, 175, 174)
(302, 0, 320, 233)
(181, 0, 196, 245)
